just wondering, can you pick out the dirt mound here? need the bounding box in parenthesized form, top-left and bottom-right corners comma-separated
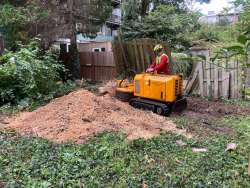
(186, 97, 250, 118)
(98, 81, 117, 96)
(3, 90, 190, 143)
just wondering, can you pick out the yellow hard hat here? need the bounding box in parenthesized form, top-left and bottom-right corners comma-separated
(153, 44, 163, 52)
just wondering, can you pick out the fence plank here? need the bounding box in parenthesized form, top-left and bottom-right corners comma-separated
(198, 62, 204, 97)
(232, 61, 236, 98)
(127, 43, 136, 71)
(112, 42, 123, 74)
(206, 62, 212, 98)
(235, 60, 241, 98)
(185, 63, 200, 95)
(112, 38, 171, 74)
(222, 70, 230, 99)
(138, 43, 146, 71)
(141, 43, 149, 69)
(214, 65, 219, 99)
(183, 60, 241, 99)
(133, 42, 141, 72)
(230, 70, 235, 99)
(246, 68, 250, 87)
(79, 52, 116, 81)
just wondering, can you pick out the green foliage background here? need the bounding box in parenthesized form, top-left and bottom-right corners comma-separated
(0, 4, 48, 49)
(122, 5, 201, 50)
(0, 41, 76, 110)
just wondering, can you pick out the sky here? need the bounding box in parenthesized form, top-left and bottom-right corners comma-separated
(194, 0, 232, 15)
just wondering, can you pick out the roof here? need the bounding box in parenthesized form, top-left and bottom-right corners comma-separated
(202, 12, 240, 18)
(77, 34, 114, 43)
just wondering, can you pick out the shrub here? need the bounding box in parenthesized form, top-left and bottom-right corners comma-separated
(0, 41, 66, 106)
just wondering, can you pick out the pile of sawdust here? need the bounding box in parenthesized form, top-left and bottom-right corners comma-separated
(98, 80, 117, 96)
(3, 90, 191, 143)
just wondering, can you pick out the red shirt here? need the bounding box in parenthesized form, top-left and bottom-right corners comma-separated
(150, 54, 171, 74)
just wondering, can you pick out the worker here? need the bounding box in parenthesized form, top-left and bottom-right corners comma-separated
(146, 44, 171, 74)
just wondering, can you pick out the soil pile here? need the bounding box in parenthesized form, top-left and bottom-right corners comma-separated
(4, 90, 190, 143)
(98, 81, 117, 96)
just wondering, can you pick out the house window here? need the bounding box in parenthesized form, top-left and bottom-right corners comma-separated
(92, 48, 105, 52)
(60, 44, 67, 53)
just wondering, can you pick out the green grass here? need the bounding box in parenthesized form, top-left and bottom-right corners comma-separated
(1, 117, 250, 187)
(221, 98, 250, 108)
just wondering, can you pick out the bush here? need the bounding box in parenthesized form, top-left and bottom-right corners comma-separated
(0, 41, 68, 106)
(195, 26, 220, 42)
(170, 53, 203, 78)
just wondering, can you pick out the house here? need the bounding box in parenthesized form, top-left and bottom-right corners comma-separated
(54, 0, 122, 53)
(77, 0, 122, 52)
(199, 11, 240, 25)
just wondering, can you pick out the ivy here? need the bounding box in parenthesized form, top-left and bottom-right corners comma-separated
(0, 117, 249, 187)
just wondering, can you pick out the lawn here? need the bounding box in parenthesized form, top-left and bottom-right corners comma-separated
(1, 115, 249, 187)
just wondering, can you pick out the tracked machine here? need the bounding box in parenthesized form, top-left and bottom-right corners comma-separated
(115, 73, 187, 116)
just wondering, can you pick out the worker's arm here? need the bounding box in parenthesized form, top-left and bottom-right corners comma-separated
(154, 55, 169, 73)
(146, 59, 156, 72)
(149, 59, 156, 69)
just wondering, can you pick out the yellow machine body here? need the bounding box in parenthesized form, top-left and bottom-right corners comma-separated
(133, 73, 183, 103)
(116, 73, 187, 116)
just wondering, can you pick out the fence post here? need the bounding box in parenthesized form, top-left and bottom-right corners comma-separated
(133, 41, 141, 72)
(222, 70, 230, 99)
(206, 62, 212, 98)
(214, 64, 219, 99)
(127, 43, 136, 71)
(138, 42, 146, 71)
(198, 62, 204, 97)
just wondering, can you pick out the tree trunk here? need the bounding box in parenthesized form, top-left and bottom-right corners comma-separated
(141, 0, 150, 17)
(68, 0, 80, 79)
(69, 35, 80, 79)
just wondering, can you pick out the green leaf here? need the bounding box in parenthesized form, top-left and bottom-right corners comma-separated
(196, 55, 207, 61)
(226, 45, 245, 54)
(237, 35, 248, 45)
(246, 40, 250, 49)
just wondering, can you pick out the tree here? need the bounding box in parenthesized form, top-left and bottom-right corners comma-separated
(0, 3, 48, 49)
(122, 0, 187, 23)
(151, 0, 187, 12)
(0, 0, 27, 6)
(0, 0, 113, 78)
(237, 5, 250, 33)
(196, 0, 211, 3)
(122, 5, 201, 50)
(233, 0, 250, 8)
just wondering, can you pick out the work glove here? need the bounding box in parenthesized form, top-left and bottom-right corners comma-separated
(146, 68, 154, 73)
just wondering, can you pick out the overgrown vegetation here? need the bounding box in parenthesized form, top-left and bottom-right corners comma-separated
(0, 3, 48, 49)
(122, 5, 201, 50)
(0, 116, 249, 187)
(0, 1, 250, 186)
(0, 41, 77, 113)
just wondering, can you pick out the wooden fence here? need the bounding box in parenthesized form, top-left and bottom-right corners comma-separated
(185, 61, 241, 99)
(60, 52, 116, 81)
(246, 68, 250, 87)
(79, 52, 116, 81)
(112, 38, 171, 74)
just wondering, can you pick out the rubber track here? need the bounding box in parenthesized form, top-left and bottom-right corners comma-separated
(129, 98, 171, 116)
